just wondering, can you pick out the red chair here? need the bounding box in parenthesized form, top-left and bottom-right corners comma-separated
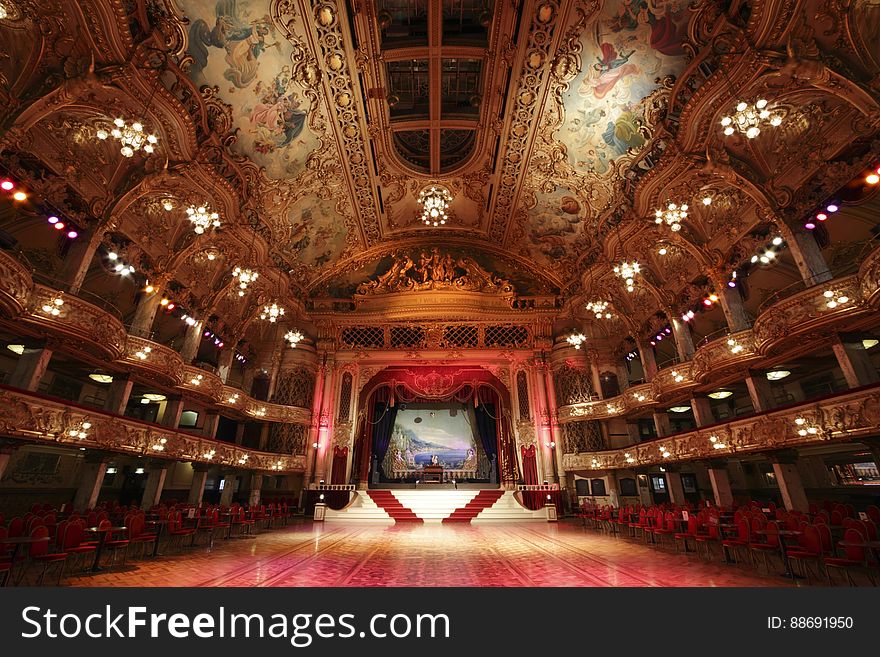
(194, 513, 217, 548)
(231, 507, 255, 537)
(721, 518, 752, 564)
(96, 519, 130, 569)
(867, 505, 880, 525)
(27, 526, 68, 585)
(127, 514, 158, 558)
(695, 521, 721, 561)
(166, 511, 196, 551)
(824, 528, 876, 586)
(751, 521, 781, 574)
(211, 509, 231, 539)
(785, 524, 824, 582)
(674, 515, 701, 553)
(59, 520, 97, 572)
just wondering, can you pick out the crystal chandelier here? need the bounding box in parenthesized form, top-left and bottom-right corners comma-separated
(418, 186, 451, 226)
(586, 300, 613, 319)
(260, 303, 285, 322)
(185, 204, 220, 234)
(614, 261, 640, 292)
(566, 332, 587, 350)
(654, 203, 688, 231)
(0, 2, 8, 19)
(284, 329, 304, 348)
(720, 99, 782, 138)
(96, 118, 158, 157)
(232, 266, 258, 296)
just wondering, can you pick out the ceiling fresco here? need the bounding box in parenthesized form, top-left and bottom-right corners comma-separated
(282, 192, 357, 284)
(560, 1, 688, 174)
(521, 185, 585, 273)
(178, 0, 323, 180)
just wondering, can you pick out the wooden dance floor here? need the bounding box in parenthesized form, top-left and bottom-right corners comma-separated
(63, 521, 790, 587)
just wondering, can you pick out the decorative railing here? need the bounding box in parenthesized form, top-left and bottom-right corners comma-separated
(0, 385, 305, 473)
(0, 250, 310, 426)
(562, 385, 880, 471)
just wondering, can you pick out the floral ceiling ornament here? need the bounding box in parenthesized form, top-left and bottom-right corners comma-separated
(720, 99, 782, 138)
(418, 186, 452, 226)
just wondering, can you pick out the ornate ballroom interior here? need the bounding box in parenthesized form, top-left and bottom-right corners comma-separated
(0, 0, 879, 588)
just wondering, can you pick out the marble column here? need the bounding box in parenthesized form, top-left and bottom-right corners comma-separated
(8, 344, 52, 392)
(831, 335, 879, 388)
(652, 411, 672, 438)
(303, 365, 325, 488)
(60, 228, 105, 294)
(543, 365, 567, 490)
(141, 461, 169, 509)
(769, 451, 809, 512)
(637, 341, 658, 381)
(188, 463, 211, 506)
(248, 473, 263, 507)
(259, 423, 270, 450)
(216, 348, 237, 384)
(104, 375, 133, 415)
(219, 473, 237, 506)
(531, 364, 556, 483)
(179, 321, 204, 363)
(625, 421, 640, 445)
(313, 363, 335, 485)
(691, 396, 715, 427)
(234, 422, 245, 446)
(706, 460, 734, 508)
(160, 396, 184, 429)
(784, 226, 833, 284)
(203, 412, 220, 439)
(0, 442, 19, 480)
(665, 468, 686, 506)
(73, 454, 110, 511)
(669, 316, 695, 361)
(744, 373, 775, 413)
(717, 284, 751, 332)
(128, 284, 166, 338)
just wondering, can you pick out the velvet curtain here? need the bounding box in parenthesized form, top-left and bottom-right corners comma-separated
(474, 390, 499, 462)
(372, 401, 398, 476)
(331, 446, 348, 485)
(520, 445, 543, 510)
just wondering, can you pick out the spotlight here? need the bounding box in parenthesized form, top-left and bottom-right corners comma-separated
(728, 280, 737, 288)
(0, 180, 14, 191)
(771, 236, 783, 246)
(703, 298, 712, 306)
(66, 230, 78, 239)
(826, 204, 838, 213)
(144, 284, 154, 293)
(12, 191, 27, 201)
(708, 294, 719, 302)
(866, 173, 879, 185)
(805, 222, 816, 230)
(816, 212, 827, 221)
(160, 298, 169, 306)
(107, 252, 118, 260)
(47, 216, 59, 224)
(166, 302, 175, 310)
(53, 222, 65, 230)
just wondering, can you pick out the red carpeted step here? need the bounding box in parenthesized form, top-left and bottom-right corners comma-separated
(442, 490, 505, 523)
(367, 491, 423, 523)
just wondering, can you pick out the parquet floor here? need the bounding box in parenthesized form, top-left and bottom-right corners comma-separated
(62, 520, 791, 587)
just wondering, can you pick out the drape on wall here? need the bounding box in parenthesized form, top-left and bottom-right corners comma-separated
(474, 387, 499, 467)
(372, 401, 398, 479)
(331, 446, 348, 484)
(520, 445, 543, 510)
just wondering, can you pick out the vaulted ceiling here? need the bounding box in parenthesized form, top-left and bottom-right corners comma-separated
(1, 0, 880, 356)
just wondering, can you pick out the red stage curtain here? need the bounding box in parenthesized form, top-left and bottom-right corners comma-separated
(331, 446, 349, 485)
(520, 445, 543, 510)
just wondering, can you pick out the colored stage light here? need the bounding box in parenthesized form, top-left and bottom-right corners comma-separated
(0, 180, 14, 191)
(67, 230, 78, 239)
(53, 222, 65, 230)
(12, 191, 27, 201)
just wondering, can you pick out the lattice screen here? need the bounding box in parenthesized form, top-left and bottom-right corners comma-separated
(516, 370, 531, 420)
(272, 367, 315, 408)
(553, 364, 596, 406)
(443, 324, 478, 348)
(390, 325, 426, 348)
(340, 326, 385, 348)
(484, 325, 530, 347)
(268, 423, 307, 455)
(337, 372, 353, 421)
(562, 420, 604, 453)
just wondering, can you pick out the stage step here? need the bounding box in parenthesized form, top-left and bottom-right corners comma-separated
(367, 490, 423, 523)
(442, 490, 505, 523)
(323, 491, 394, 523)
(390, 490, 479, 522)
(471, 492, 548, 523)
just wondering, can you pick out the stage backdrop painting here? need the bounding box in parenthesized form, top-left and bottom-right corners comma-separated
(382, 406, 482, 481)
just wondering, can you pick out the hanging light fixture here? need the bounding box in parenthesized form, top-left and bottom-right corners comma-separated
(586, 300, 613, 319)
(654, 202, 688, 231)
(232, 266, 258, 296)
(260, 303, 285, 322)
(614, 261, 640, 292)
(186, 204, 221, 234)
(0, 2, 9, 20)
(566, 332, 587, 350)
(41, 295, 64, 316)
(720, 99, 782, 139)
(285, 329, 304, 348)
(96, 118, 158, 157)
(418, 186, 452, 226)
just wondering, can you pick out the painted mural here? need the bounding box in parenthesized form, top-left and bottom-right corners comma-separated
(561, 0, 688, 175)
(524, 186, 584, 271)
(179, 0, 321, 179)
(283, 193, 351, 278)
